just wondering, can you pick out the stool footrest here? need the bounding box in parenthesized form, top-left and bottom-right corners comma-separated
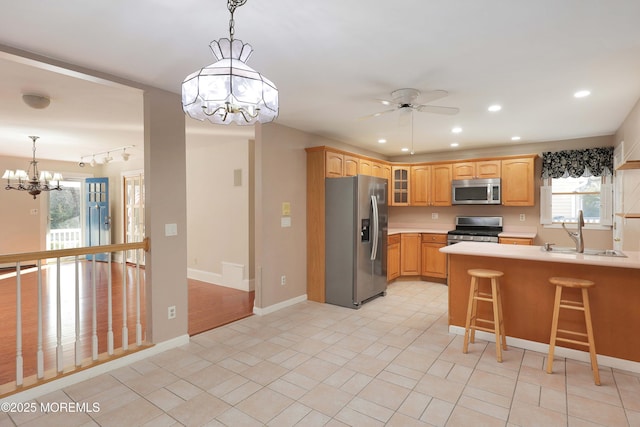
(556, 336, 590, 347)
(557, 328, 587, 338)
(468, 325, 497, 334)
(559, 302, 585, 312)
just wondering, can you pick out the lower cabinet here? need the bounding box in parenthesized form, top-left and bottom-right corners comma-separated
(387, 234, 401, 281)
(400, 233, 421, 276)
(420, 234, 448, 278)
(388, 233, 448, 282)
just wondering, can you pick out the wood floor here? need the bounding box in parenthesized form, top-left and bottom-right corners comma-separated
(187, 279, 255, 336)
(0, 263, 254, 387)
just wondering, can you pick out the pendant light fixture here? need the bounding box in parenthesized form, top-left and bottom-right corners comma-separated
(3, 136, 63, 199)
(181, 0, 278, 125)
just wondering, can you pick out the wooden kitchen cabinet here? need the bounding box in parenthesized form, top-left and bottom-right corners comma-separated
(502, 156, 535, 206)
(358, 158, 372, 176)
(431, 163, 452, 206)
(392, 166, 411, 206)
(344, 154, 359, 176)
(421, 234, 448, 278)
(400, 233, 421, 276)
(410, 163, 452, 206)
(452, 160, 501, 180)
(499, 237, 534, 245)
(410, 164, 431, 206)
(325, 151, 344, 177)
(387, 234, 401, 281)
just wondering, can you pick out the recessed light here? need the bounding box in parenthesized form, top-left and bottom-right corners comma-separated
(488, 104, 502, 112)
(401, 148, 409, 152)
(451, 127, 463, 134)
(511, 136, 521, 141)
(378, 138, 387, 144)
(450, 142, 459, 147)
(574, 90, 591, 98)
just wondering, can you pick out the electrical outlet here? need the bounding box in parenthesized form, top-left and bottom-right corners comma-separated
(281, 275, 286, 286)
(168, 306, 176, 319)
(519, 214, 526, 221)
(432, 213, 438, 219)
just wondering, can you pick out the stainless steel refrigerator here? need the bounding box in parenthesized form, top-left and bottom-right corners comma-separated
(325, 175, 388, 308)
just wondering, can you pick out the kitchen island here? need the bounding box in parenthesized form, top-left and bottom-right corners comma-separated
(440, 242, 640, 365)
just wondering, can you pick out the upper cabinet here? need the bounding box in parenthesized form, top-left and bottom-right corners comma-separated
(452, 160, 501, 180)
(392, 166, 411, 206)
(409, 163, 452, 207)
(344, 154, 359, 177)
(358, 158, 372, 176)
(325, 151, 344, 178)
(410, 165, 431, 206)
(431, 164, 452, 206)
(502, 156, 535, 206)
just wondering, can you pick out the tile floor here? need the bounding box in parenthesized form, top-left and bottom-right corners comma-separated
(2, 281, 639, 426)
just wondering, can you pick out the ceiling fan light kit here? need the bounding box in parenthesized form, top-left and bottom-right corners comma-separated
(181, 0, 278, 125)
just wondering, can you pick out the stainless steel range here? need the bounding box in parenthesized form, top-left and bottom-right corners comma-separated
(447, 216, 503, 245)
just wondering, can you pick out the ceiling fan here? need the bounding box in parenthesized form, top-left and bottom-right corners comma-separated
(364, 88, 459, 119)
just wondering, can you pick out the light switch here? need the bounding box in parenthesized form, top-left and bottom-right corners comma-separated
(165, 223, 178, 236)
(282, 202, 291, 216)
(281, 217, 291, 228)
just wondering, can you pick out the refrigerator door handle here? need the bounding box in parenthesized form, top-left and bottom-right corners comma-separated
(370, 195, 379, 261)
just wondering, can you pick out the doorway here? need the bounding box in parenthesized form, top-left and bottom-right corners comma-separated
(47, 180, 82, 250)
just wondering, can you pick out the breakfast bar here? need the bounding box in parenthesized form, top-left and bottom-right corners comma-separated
(440, 242, 640, 364)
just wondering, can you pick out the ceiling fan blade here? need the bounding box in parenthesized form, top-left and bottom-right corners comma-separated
(415, 104, 460, 115)
(374, 98, 397, 107)
(359, 109, 398, 120)
(419, 90, 449, 104)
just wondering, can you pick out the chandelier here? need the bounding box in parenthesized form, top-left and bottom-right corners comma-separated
(181, 0, 278, 125)
(3, 136, 63, 199)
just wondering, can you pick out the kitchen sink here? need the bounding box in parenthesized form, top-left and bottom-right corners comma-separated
(541, 246, 627, 257)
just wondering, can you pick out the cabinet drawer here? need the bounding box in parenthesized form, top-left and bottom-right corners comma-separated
(388, 234, 401, 245)
(421, 233, 447, 244)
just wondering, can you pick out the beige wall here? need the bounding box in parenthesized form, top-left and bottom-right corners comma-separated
(615, 96, 640, 251)
(185, 134, 252, 289)
(143, 88, 188, 343)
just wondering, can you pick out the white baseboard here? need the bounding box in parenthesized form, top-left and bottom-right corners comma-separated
(449, 325, 640, 374)
(253, 294, 307, 316)
(187, 266, 252, 292)
(0, 334, 190, 404)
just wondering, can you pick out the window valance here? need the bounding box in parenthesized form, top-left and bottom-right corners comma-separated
(541, 147, 613, 179)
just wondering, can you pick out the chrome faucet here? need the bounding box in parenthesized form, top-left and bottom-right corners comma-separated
(562, 210, 584, 253)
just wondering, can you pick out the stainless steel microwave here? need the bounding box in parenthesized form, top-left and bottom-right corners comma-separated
(451, 178, 501, 205)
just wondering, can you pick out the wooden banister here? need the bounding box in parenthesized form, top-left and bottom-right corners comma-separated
(0, 237, 150, 264)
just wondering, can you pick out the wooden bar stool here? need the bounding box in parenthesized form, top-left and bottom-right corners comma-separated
(546, 277, 600, 385)
(463, 269, 507, 362)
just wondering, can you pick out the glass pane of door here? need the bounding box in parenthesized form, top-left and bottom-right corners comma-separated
(124, 173, 145, 264)
(47, 180, 82, 250)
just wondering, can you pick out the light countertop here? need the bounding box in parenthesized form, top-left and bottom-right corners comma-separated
(388, 227, 451, 235)
(387, 226, 537, 239)
(440, 241, 640, 269)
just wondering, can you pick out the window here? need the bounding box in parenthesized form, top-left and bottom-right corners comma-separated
(540, 147, 614, 227)
(551, 176, 601, 224)
(541, 175, 612, 226)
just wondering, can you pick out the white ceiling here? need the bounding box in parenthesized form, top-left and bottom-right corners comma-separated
(1, 0, 640, 162)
